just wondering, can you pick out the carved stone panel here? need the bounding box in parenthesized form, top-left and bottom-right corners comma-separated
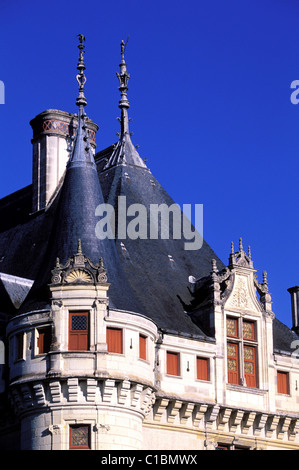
(225, 275, 259, 312)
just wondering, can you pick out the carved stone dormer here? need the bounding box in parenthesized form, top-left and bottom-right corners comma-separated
(50, 239, 108, 286)
(229, 238, 253, 270)
(225, 238, 273, 316)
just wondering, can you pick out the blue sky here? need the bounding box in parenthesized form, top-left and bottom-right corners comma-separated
(0, 0, 299, 327)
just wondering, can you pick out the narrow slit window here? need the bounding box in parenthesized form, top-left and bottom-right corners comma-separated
(277, 371, 289, 395)
(227, 342, 239, 385)
(197, 357, 209, 381)
(244, 346, 257, 388)
(37, 327, 52, 354)
(16, 333, 24, 361)
(166, 351, 180, 376)
(139, 334, 147, 360)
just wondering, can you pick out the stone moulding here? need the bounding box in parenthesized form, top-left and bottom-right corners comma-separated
(8, 378, 299, 446)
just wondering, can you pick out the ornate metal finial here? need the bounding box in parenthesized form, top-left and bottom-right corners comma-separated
(76, 34, 87, 109)
(77, 239, 82, 254)
(231, 241, 234, 254)
(263, 270, 268, 285)
(116, 38, 130, 135)
(248, 245, 251, 259)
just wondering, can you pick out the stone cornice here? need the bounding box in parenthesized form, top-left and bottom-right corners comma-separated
(8, 377, 299, 446)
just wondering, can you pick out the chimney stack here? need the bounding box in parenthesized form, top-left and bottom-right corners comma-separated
(30, 109, 98, 212)
(287, 286, 299, 334)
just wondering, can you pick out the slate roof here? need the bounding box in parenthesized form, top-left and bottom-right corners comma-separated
(0, 125, 223, 338)
(0, 115, 297, 347)
(0, 273, 33, 312)
(0, 185, 55, 286)
(96, 140, 224, 336)
(273, 317, 299, 354)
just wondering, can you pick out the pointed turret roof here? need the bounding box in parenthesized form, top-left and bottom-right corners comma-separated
(20, 35, 142, 314)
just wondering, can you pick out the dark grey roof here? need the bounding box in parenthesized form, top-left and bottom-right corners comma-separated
(0, 185, 56, 281)
(98, 148, 225, 336)
(0, 116, 296, 344)
(0, 273, 33, 312)
(0, 149, 297, 346)
(273, 317, 299, 354)
(0, 279, 15, 314)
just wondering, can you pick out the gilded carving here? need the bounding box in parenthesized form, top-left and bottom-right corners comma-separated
(50, 239, 108, 285)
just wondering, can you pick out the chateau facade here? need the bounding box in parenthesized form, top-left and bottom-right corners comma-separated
(0, 37, 299, 451)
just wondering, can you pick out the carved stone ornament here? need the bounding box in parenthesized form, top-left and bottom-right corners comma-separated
(48, 424, 62, 435)
(231, 277, 249, 309)
(50, 239, 108, 285)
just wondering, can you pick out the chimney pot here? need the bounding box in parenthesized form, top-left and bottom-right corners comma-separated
(287, 286, 299, 333)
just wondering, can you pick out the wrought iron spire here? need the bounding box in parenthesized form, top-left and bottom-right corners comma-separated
(76, 34, 87, 109)
(103, 38, 147, 170)
(69, 34, 95, 169)
(117, 38, 130, 135)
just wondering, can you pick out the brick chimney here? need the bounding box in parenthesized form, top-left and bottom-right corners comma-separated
(287, 286, 299, 334)
(30, 109, 98, 212)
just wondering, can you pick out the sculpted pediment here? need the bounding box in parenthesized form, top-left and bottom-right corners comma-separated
(225, 274, 261, 313)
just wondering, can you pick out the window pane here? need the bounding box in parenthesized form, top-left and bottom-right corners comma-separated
(70, 425, 90, 449)
(227, 343, 237, 357)
(71, 315, 87, 331)
(228, 358, 237, 371)
(244, 346, 254, 360)
(227, 318, 238, 337)
(243, 321, 255, 340)
(244, 362, 254, 374)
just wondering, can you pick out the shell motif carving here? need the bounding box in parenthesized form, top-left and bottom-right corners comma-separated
(50, 240, 108, 286)
(65, 269, 92, 283)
